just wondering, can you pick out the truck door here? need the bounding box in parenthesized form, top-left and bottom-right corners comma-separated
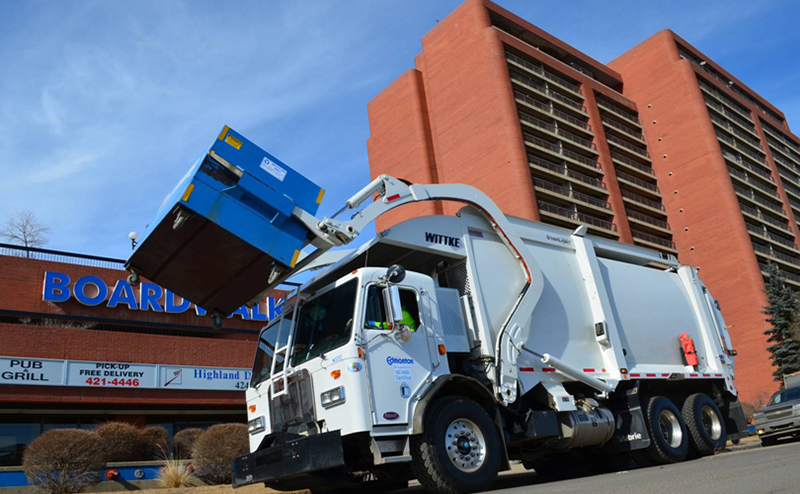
(362, 278, 433, 426)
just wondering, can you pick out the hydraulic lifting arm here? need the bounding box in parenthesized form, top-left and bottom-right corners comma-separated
(266, 174, 545, 404)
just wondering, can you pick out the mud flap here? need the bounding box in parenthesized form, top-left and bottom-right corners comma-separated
(604, 386, 651, 453)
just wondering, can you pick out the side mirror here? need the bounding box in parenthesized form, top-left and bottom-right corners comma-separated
(382, 285, 404, 324)
(386, 264, 406, 284)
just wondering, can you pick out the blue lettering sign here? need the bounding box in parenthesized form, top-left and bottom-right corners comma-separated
(74, 276, 108, 306)
(139, 283, 163, 312)
(194, 305, 207, 316)
(251, 303, 267, 322)
(268, 298, 283, 320)
(42, 271, 70, 303)
(228, 305, 251, 320)
(165, 291, 191, 313)
(107, 280, 139, 310)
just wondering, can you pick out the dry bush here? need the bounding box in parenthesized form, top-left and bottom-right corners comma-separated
(95, 422, 146, 462)
(23, 429, 104, 494)
(157, 459, 194, 488)
(173, 428, 203, 459)
(741, 390, 772, 424)
(140, 427, 170, 460)
(191, 424, 249, 484)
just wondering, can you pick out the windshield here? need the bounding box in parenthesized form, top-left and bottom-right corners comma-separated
(250, 310, 294, 387)
(768, 386, 800, 405)
(291, 279, 358, 366)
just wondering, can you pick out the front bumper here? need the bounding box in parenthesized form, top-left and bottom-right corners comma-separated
(232, 430, 346, 488)
(755, 416, 800, 439)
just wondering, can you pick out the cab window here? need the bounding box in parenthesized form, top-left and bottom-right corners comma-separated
(363, 285, 421, 331)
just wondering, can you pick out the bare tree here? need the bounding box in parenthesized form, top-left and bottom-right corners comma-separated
(2, 209, 50, 256)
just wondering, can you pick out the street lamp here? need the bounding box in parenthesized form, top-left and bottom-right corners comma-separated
(128, 231, 139, 250)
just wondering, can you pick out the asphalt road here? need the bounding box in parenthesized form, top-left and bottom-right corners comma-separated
(402, 441, 800, 494)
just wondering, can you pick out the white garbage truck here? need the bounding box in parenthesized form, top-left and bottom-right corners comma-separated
(126, 131, 747, 493)
(224, 174, 747, 493)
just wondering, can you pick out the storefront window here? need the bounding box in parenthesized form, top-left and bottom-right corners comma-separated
(0, 423, 40, 466)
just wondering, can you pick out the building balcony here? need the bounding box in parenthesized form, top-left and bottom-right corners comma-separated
(621, 189, 668, 217)
(739, 203, 793, 234)
(537, 200, 619, 236)
(506, 52, 583, 97)
(606, 134, 650, 161)
(746, 223, 799, 253)
(514, 90, 592, 134)
(631, 229, 678, 253)
(709, 113, 764, 154)
(611, 151, 657, 180)
(727, 167, 781, 200)
(616, 170, 661, 198)
(721, 150, 774, 181)
(595, 98, 642, 128)
(763, 125, 800, 154)
(760, 262, 800, 287)
(523, 132, 603, 174)
(519, 111, 598, 153)
(626, 209, 672, 235)
(698, 79, 753, 122)
(601, 116, 647, 144)
(767, 138, 800, 166)
(533, 178, 612, 214)
(528, 154, 607, 193)
(716, 132, 767, 165)
(732, 184, 786, 216)
(510, 71, 587, 115)
(703, 97, 759, 138)
(752, 243, 800, 269)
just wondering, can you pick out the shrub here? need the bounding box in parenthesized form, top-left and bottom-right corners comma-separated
(191, 424, 248, 484)
(173, 428, 203, 459)
(140, 427, 170, 460)
(157, 459, 193, 488)
(23, 429, 104, 494)
(95, 422, 146, 462)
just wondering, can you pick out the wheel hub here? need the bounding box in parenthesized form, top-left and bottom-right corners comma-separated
(445, 418, 486, 473)
(701, 405, 722, 440)
(658, 409, 683, 448)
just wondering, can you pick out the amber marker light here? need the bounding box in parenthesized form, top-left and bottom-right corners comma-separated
(331, 370, 342, 379)
(248, 404, 256, 413)
(438, 344, 446, 355)
(358, 348, 364, 358)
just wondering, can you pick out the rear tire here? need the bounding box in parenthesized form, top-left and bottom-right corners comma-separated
(641, 396, 689, 464)
(681, 393, 726, 456)
(411, 396, 501, 494)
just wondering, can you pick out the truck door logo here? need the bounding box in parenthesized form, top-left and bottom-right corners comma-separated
(383, 412, 399, 420)
(425, 232, 460, 248)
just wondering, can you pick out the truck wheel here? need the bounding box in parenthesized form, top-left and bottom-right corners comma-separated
(681, 393, 726, 456)
(411, 396, 501, 494)
(642, 396, 689, 464)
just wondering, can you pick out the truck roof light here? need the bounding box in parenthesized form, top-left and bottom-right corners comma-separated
(248, 404, 256, 412)
(331, 370, 341, 379)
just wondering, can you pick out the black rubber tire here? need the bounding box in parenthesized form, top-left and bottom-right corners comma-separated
(410, 396, 501, 494)
(642, 396, 689, 464)
(681, 393, 727, 456)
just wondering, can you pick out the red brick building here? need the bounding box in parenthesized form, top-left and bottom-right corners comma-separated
(0, 243, 286, 466)
(367, 0, 799, 403)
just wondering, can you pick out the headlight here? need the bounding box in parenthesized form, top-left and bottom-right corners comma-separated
(321, 386, 346, 408)
(248, 416, 266, 434)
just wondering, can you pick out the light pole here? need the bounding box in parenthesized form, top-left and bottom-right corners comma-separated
(128, 231, 139, 250)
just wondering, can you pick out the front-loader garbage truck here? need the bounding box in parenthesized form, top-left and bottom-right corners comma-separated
(127, 127, 748, 494)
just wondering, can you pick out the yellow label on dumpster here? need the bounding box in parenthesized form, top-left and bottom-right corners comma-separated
(224, 134, 242, 150)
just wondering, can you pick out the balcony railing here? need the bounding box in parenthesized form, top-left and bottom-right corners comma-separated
(763, 124, 800, 153)
(739, 203, 792, 233)
(514, 90, 591, 131)
(510, 71, 586, 113)
(767, 137, 800, 165)
(596, 98, 641, 126)
(611, 151, 656, 177)
(529, 154, 606, 189)
(523, 132, 602, 169)
(506, 52, 582, 95)
(717, 132, 767, 164)
(621, 190, 667, 211)
(538, 201, 617, 231)
(631, 230, 676, 249)
(722, 150, 773, 181)
(704, 97, 757, 135)
(519, 111, 596, 149)
(626, 209, 671, 230)
(698, 79, 753, 121)
(709, 113, 764, 150)
(601, 116, 646, 141)
(617, 171, 660, 194)
(760, 263, 800, 284)
(533, 178, 612, 210)
(768, 232, 798, 250)
(728, 167, 779, 196)
(607, 134, 650, 159)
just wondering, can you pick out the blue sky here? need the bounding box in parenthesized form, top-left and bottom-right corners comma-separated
(1, 0, 798, 259)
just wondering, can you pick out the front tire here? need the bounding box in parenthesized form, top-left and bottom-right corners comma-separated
(681, 393, 726, 456)
(411, 396, 501, 494)
(641, 396, 689, 464)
